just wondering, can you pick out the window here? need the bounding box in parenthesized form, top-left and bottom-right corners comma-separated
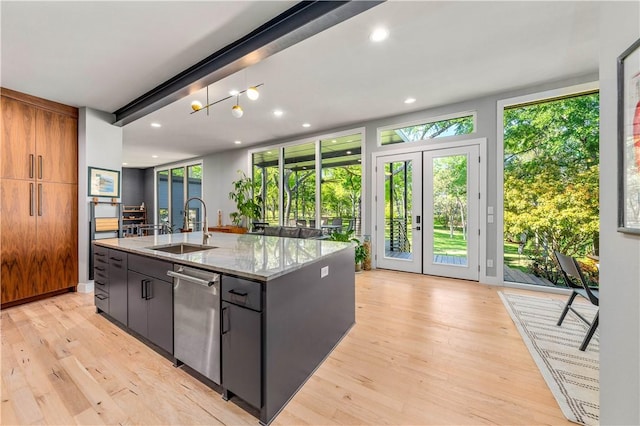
(502, 91, 599, 288)
(155, 161, 202, 231)
(252, 150, 280, 225)
(379, 113, 475, 146)
(250, 130, 363, 234)
(320, 135, 362, 233)
(284, 142, 316, 226)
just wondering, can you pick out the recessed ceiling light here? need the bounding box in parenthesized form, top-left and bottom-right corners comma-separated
(234, 140, 242, 145)
(370, 27, 389, 42)
(267, 151, 273, 154)
(152, 155, 158, 158)
(404, 97, 416, 104)
(229, 89, 240, 96)
(151, 122, 162, 128)
(273, 109, 284, 117)
(302, 123, 311, 128)
(122, 162, 128, 166)
(332, 139, 337, 143)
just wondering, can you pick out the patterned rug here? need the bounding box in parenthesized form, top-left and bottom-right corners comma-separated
(498, 292, 599, 426)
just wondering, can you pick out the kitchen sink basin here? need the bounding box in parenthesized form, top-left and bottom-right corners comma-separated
(147, 243, 217, 254)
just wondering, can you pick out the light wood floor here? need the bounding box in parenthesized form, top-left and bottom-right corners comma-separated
(1, 270, 572, 425)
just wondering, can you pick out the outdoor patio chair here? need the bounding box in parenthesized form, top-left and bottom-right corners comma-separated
(554, 251, 599, 351)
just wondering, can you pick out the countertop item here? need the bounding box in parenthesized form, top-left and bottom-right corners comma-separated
(94, 231, 351, 281)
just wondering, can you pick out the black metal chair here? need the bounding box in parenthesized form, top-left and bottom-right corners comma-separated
(555, 251, 599, 351)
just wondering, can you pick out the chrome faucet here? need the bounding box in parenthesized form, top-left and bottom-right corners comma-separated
(184, 197, 211, 245)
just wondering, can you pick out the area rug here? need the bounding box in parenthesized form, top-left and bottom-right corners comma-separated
(498, 292, 599, 426)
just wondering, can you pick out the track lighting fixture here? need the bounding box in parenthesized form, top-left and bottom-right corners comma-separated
(190, 83, 263, 118)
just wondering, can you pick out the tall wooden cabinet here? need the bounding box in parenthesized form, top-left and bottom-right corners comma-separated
(1, 88, 78, 307)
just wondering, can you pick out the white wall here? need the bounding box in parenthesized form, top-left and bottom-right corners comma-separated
(599, 2, 640, 424)
(202, 149, 248, 226)
(77, 107, 123, 289)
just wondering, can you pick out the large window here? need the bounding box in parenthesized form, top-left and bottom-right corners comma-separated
(502, 91, 599, 287)
(156, 161, 202, 231)
(379, 112, 475, 146)
(251, 131, 362, 234)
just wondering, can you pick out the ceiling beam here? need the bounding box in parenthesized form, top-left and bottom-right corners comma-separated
(112, 1, 383, 126)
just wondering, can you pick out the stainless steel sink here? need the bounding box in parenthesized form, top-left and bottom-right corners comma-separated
(147, 243, 217, 254)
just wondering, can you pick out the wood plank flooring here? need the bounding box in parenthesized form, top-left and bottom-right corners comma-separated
(1, 270, 572, 425)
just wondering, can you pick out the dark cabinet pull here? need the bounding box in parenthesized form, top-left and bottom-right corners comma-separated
(145, 280, 153, 300)
(38, 155, 43, 179)
(95, 252, 106, 257)
(141, 280, 146, 299)
(95, 266, 105, 271)
(221, 306, 230, 334)
(95, 280, 106, 286)
(29, 154, 34, 178)
(228, 289, 248, 297)
(37, 184, 42, 216)
(109, 256, 122, 262)
(95, 294, 107, 300)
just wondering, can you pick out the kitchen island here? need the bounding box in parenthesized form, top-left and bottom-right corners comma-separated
(93, 232, 355, 425)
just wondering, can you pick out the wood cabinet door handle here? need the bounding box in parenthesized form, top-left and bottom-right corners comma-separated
(37, 184, 42, 216)
(29, 154, 34, 178)
(29, 183, 34, 216)
(38, 155, 43, 179)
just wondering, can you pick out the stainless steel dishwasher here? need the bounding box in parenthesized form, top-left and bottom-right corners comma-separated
(168, 265, 221, 385)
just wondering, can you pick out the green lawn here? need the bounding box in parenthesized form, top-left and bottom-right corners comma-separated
(433, 228, 467, 256)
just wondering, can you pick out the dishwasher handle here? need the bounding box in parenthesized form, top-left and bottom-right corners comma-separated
(167, 269, 219, 287)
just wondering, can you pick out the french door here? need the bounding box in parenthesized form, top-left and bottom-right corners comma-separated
(423, 145, 479, 280)
(375, 152, 423, 273)
(375, 145, 480, 280)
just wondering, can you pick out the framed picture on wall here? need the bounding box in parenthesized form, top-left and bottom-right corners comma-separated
(88, 167, 120, 198)
(618, 37, 640, 234)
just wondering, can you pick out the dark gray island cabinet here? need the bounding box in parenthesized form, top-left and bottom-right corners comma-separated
(93, 232, 355, 425)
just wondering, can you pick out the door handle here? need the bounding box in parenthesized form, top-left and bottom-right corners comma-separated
(221, 306, 230, 334)
(413, 226, 421, 231)
(37, 184, 43, 216)
(38, 155, 43, 179)
(141, 279, 146, 299)
(29, 183, 34, 216)
(145, 280, 153, 300)
(29, 154, 34, 178)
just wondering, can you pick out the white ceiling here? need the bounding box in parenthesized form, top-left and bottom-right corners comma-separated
(1, 1, 600, 168)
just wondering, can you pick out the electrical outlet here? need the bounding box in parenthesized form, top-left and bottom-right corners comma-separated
(321, 266, 329, 278)
(487, 259, 494, 268)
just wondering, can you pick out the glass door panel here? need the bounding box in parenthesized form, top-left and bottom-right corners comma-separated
(423, 146, 479, 280)
(375, 152, 422, 273)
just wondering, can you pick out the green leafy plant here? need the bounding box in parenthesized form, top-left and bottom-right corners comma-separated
(330, 229, 367, 266)
(229, 170, 262, 228)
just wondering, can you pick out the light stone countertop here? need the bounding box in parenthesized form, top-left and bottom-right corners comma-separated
(94, 231, 352, 281)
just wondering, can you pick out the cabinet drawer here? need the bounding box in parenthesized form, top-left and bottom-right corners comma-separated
(94, 245, 109, 269)
(94, 264, 109, 278)
(94, 276, 109, 292)
(108, 249, 127, 270)
(128, 253, 172, 282)
(222, 276, 262, 312)
(95, 288, 109, 312)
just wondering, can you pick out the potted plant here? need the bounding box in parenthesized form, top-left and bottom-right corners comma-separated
(229, 170, 262, 229)
(330, 229, 367, 272)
